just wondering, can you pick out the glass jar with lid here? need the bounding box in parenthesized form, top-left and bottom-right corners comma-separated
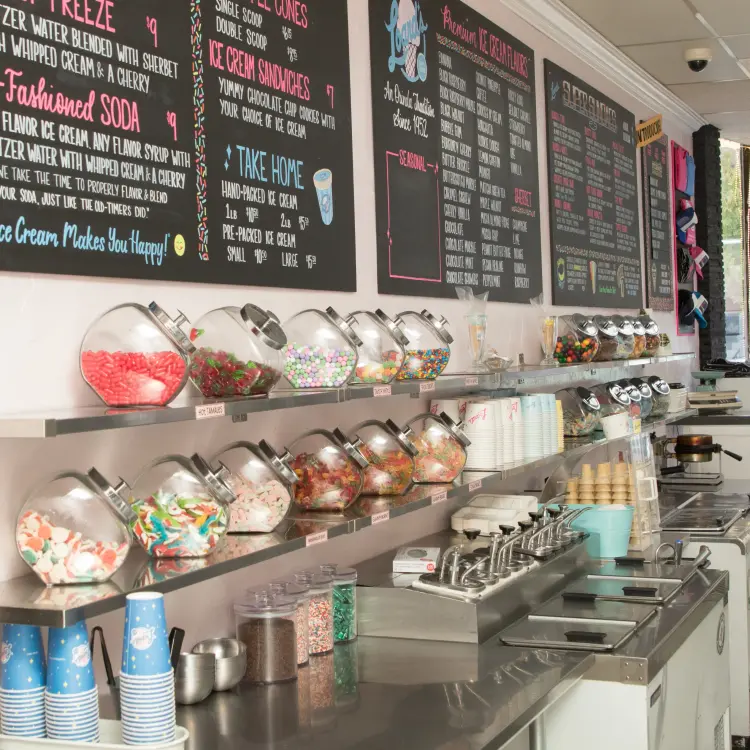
(592, 316, 619, 362)
(590, 383, 631, 420)
(555, 314, 600, 364)
(556, 387, 601, 437)
(16, 468, 134, 586)
(610, 316, 636, 360)
(128, 454, 234, 557)
(289, 429, 369, 511)
(629, 317, 647, 359)
(345, 310, 409, 384)
(282, 308, 361, 389)
(234, 591, 298, 683)
(294, 570, 334, 655)
(268, 580, 309, 666)
(188, 304, 286, 398)
(394, 310, 453, 380)
(210, 441, 297, 533)
(80, 302, 195, 407)
(352, 419, 417, 495)
(319, 564, 358, 644)
(406, 412, 470, 483)
(638, 316, 660, 357)
(629, 378, 653, 420)
(647, 376, 671, 418)
(615, 379, 642, 422)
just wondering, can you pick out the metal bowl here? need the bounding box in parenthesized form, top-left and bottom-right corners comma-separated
(175, 652, 215, 705)
(484, 355, 514, 372)
(192, 638, 246, 691)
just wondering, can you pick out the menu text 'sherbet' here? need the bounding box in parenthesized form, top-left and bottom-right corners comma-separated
(545, 60, 643, 308)
(0, 0, 356, 291)
(370, 0, 542, 303)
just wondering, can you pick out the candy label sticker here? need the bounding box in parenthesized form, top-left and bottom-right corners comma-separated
(195, 403, 226, 420)
(465, 376, 479, 387)
(468, 479, 482, 492)
(306, 531, 328, 547)
(130, 627, 156, 652)
(1, 642, 12, 665)
(373, 386, 392, 397)
(431, 490, 448, 504)
(420, 382, 436, 393)
(71, 644, 91, 668)
(372, 511, 390, 525)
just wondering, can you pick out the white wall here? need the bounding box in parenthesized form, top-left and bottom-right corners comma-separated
(0, 0, 698, 664)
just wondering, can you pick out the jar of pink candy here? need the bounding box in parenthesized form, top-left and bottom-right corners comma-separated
(16, 468, 134, 586)
(210, 440, 298, 533)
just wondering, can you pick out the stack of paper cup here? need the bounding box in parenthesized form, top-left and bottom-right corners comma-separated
(491, 400, 506, 467)
(556, 399, 565, 451)
(1, 624, 46, 739)
(520, 396, 544, 460)
(45, 621, 99, 743)
(542, 394, 558, 455)
(464, 401, 496, 470)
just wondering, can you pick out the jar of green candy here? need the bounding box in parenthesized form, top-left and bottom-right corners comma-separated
(320, 564, 357, 643)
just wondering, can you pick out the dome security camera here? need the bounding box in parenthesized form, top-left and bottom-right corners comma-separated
(684, 48, 713, 73)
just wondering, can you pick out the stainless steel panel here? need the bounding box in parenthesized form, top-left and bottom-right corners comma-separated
(501, 616, 638, 652)
(564, 577, 682, 604)
(533, 596, 658, 626)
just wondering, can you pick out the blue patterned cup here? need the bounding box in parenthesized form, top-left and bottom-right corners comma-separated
(0, 625, 46, 690)
(46, 621, 95, 696)
(121, 593, 171, 677)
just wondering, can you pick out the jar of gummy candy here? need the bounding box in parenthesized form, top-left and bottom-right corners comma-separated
(345, 310, 410, 384)
(394, 311, 453, 380)
(211, 440, 297, 533)
(352, 419, 417, 495)
(283, 308, 362, 389)
(638, 315, 660, 357)
(16, 468, 134, 586)
(289, 429, 369, 511)
(555, 314, 599, 364)
(80, 302, 195, 407)
(556, 387, 601, 437)
(629, 317, 647, 359)
(406, 412, 470, 483)
(129, 454, 234, 557)
(610, 316, 636, 360)
(188, 305, 286, 398)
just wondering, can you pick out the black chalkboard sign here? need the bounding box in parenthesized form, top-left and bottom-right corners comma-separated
(545, 60, 643, 308)
(641, 133, 673, 310)
(369, 0, 542, 302)
(0, 0, 356, 291)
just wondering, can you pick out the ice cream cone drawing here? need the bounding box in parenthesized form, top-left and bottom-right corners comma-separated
(617, 265, 626, 297)
(386, 0, 428, 83)
(589, 260, 597, 293)
(314, 169, 333, 225)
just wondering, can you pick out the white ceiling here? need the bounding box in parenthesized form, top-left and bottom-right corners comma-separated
(561, 0, 750, 143)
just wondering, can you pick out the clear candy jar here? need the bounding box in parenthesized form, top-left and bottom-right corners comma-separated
(616, 379, 642, 422)
(268, 580, 309, 666)
(289, 429, 369, 511)
(590, 382, 631, 419)
(629, 317, 647, 359)
(319, 564, 357, 644)
(353, 419, 417, 496)
(592, 316, 619, 362)
(211, 441, 297, 533)
(629, 378, 653, 420)
(346, 310, 409, 384)
(282, 308, 361, 389)
(294, 571, 334, 655)
(557, 387, 601, 436)
(555, 314, 599, 364)
(639, 316, 660, 357)
(188, 305, 286, 398)
(610, 316, 636, 360)
(647, 376, 671, 418)
(406, 412, 469, 483)
(81, 302, 195, 407)
(394, 311, 453, 380)
(16, 469, 133, 586)
(129, 454, 234, 557)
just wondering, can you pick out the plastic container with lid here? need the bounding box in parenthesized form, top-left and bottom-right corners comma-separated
(610, 316, 636, 360)
(647, 376, 671, 418)
(353, 419, 417, 496)
(234, 591, 298, 683)
(319, 564, 357, 644)
(346, 310, 410, 384)
(629, 378, 653, 420)
(406, 412, 470, 483)
(289, 429, 369, 511)
(80, 302, 195, 407)
(590, 383, 631, 420)
(128, 453, 234, 557)
(628, 317, 647, 359)
(555, 314, 599, 364)
(592, 316, 619, 362)
(282, 308, 361, 389)
(294, 571, 334, 655)
(210, 441, 297, 533)
(556, 387, 601, 437)
(638, 316, 660, 357)
(188, 304, 286, 398)
(16, 468, 134, 586)
(394, 310, 453, 380)
(268, 580, 310, 666)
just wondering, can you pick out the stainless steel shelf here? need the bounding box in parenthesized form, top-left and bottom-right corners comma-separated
(0, 409, 695, 627)
(0, 355, 694, 438)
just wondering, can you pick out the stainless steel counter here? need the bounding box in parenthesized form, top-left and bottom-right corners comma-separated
(676, 409, 750, 426)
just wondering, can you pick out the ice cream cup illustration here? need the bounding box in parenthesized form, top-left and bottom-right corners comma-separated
(314, 169, 334, 226)
(589, 261, 597, 293)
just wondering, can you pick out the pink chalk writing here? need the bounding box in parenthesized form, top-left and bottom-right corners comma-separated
(146, 16, 158, 47)
(166, 111, 177, 141)
(326, 84, 334, 108)
(274, 0, 307, 28)
(49, 0, 116, 33)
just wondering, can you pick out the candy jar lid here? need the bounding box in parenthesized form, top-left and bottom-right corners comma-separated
(87, 467, 137, 525)
(268, 579, 309, 600)
(132, 454, 233, 504)
(638, 315, 659, 336)
(345, 310, 410, 385)
(647, 376, 670, 396)
(611, 315, 635, 337)
(397, 310, 454, 346)
(240, 305, 286, 350)
(617, 380, 641, 403)
(324, 307, 364, 347)
(147, 302, 196, 354)
(211, 440, 298, 487)
(189, 453, 237, 505)
(234, 590, 297, 617)
(352, 419, 419, 457)
(406, 412, 471, 447)
(630, 378, 653, 401)
(557, 387, 601, 413)
(565, 314, 598, 338)
(374, 310, 411, 347)
(593, 383, 631, 408)
(319, 563, 357, 583)
(593, 316, 618, 339)
(630, 317, 647, 336)
(295, 570, 334, 594)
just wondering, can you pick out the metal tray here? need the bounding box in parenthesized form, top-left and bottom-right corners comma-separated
(562, 576, 682, 605)
(500, 615, 638, 652)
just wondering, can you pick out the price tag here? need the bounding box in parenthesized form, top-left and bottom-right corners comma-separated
(232, 414, 248, 424)
(371, 510, 390, 525)
(465, 376, 479, 387)
(305, 531, 328, 547)
(468, 479, 482, 492)
(420, 382, 436, 393)
(517, 377, 526, 387)
(373, 385, 392, 398)
(195, 403, 226, 420)
(431, 490, 448, 504)
(632, 418, 642, 435)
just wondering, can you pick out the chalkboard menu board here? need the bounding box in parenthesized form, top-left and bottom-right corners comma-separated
(369, 0, 542, 302)
(545, 61, 643, 308)
(641, 133, 673, 310)
(0, 0, 356, 291)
